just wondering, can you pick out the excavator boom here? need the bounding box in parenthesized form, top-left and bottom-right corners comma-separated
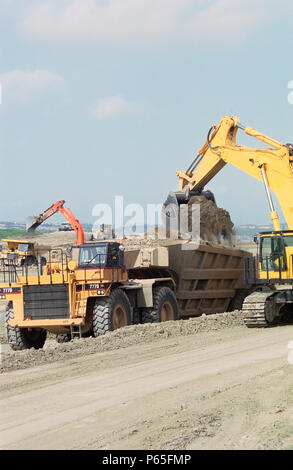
(171, 116, 293, 231)
(26, 200, 66, 232)
(26, 200, 85, 245)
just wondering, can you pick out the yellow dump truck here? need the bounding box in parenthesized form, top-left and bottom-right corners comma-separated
(0, 240, 46, 267)
(0, 239, 250, 350)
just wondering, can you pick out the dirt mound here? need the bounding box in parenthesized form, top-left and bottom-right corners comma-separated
(187, 195, 234, 243)
(0, 311, 244, 373)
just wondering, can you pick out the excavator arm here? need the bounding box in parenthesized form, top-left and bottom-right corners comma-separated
(26, 200, 85, 245)
(173, 115, 293, 231)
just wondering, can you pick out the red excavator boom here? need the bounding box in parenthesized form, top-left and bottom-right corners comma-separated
(26, 200, 85, 245)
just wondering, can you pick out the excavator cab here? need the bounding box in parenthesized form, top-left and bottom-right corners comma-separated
(257, 231, 293, 282)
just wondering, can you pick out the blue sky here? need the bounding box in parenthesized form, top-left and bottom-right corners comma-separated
(0, 0, 292, 227)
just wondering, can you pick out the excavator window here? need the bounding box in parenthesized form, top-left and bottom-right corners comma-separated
(283, 236, 293, 247)
(260, 236, 286, 272)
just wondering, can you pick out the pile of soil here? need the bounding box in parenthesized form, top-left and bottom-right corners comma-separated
(0, 310, 244, 373)
(187, 196, 234, 243)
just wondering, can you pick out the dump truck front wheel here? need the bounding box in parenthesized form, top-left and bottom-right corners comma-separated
(92, 289, 131, 337)
(5, 302, 47, 350)
(142, 287, 179, 323)
(21, 255, 36, 267)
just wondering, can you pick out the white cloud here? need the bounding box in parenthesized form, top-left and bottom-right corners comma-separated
(92, 95, 151, 119)
(20, 0, 289, 43)
(0, 70, 64, 104)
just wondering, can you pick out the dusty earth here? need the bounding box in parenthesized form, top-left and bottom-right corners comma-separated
(1, 308, 293, 450)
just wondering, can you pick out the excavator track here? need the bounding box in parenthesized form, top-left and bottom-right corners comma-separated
(242, 291, 274, 328)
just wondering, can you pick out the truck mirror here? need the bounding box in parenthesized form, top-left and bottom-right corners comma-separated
(253, 235, 258, 244)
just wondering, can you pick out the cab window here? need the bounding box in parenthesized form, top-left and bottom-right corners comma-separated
(284, 236, 293, 247)
(260, 236, 286, 272)
(18, 243, 30, 252)
(79, 245, 107, 267)
(107, 245, 119, 267)
(271, 237, 286, 271)
(260, 237, 272, 271)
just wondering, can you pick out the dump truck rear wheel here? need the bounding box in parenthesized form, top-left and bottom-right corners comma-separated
(92, 289, 131, 337)
(5, 302, 47, 350)
(141, 287, 179, 323)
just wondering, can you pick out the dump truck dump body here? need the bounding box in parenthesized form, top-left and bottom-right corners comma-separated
(125, 241, 251, 318)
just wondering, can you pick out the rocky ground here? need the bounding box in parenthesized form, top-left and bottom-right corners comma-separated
(0, 310, 244, 373)
(1, 319, 293, 450)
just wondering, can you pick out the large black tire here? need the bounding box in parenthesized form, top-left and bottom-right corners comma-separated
(22, 256, 35, 267)
(5, 302, 47, 351)
(141, 287, 179, 323)
(92, 289, 131, 337)
(132, 307, 141, 325)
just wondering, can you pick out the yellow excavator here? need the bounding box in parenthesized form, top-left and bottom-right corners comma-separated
(165, 115, 293, 327)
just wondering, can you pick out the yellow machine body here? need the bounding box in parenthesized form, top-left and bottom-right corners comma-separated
(258, 231, 293, 281)
(0, 256, 128, 333)
(175, 116, 293, 285)
(0, 239, 36, 266)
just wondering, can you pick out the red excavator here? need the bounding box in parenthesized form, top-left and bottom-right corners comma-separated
(26, 200, 85, 245)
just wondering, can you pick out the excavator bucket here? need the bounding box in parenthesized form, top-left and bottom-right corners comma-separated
(26, 215, 42, 232)
(162, 191, 186, 223)
(162, 189, 216, 225)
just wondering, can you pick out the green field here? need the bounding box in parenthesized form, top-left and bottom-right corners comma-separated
(0, 229, 41, 240)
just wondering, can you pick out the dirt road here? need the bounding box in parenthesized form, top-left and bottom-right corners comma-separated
(1, 323, 293, 450)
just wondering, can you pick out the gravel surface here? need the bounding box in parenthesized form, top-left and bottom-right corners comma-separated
(0, 309, 6, 344)
(0, 310, 244, 373)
